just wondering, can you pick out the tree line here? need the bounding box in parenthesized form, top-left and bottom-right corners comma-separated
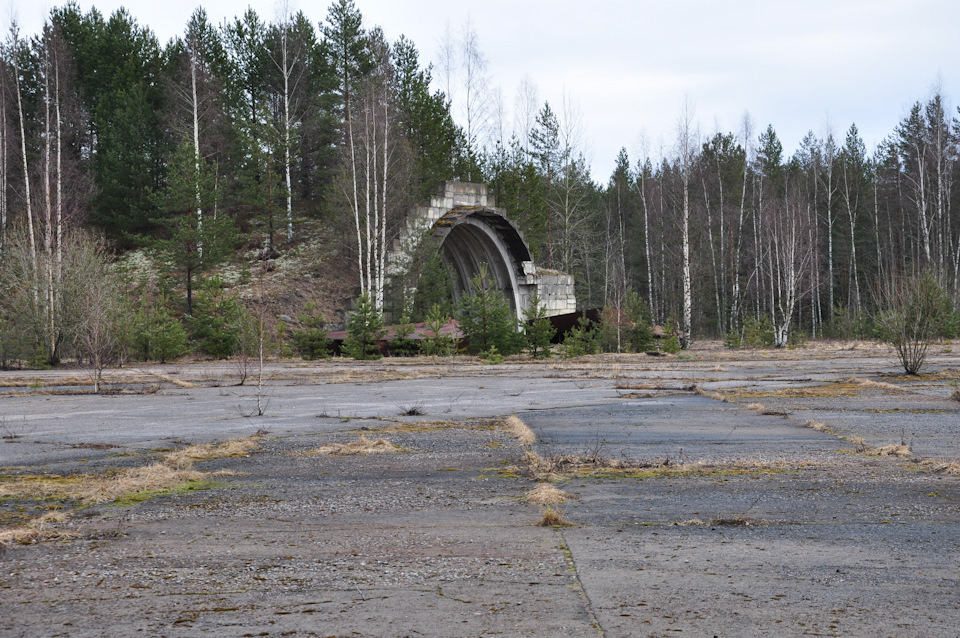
(1, 0, 959, 369)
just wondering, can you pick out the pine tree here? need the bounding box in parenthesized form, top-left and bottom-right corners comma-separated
(343, 293, 385, 360)
(456, 264, 522, 356)
(523, 291, 555, 359)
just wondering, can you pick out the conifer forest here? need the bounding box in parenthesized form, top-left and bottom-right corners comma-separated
(1, 0, 959, 367)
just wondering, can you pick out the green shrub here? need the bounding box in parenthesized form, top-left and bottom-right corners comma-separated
(291, 328, 331, 360)
(523, 291, 556, 359)
(456, 264, 523, 356)
(823, 305, 872, 340)
(661, 334, 681, 354)
(741, 315, 775, 348)
(598, 290, 654, 353)
(479, 345, 503, 364)
(187, 277, 246, 358)
(876, 271, 955, 374)
(388, 316, 421, 357)
(723, 329, 741, 349)
(133, 292, 188, 362)
(420, 304, 456, 356)
(563, 315, 598, 357)
(291, 301, 329, 360)
(343, 293, 385, 360)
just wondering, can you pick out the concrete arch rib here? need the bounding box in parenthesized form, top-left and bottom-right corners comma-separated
(433, 209, 526, 319)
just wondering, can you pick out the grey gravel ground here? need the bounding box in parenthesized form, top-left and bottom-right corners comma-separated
(1, 345, 959, 637)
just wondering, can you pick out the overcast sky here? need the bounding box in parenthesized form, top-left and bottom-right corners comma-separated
(10, 0, 960, 181)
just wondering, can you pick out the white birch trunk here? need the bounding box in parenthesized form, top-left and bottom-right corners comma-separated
(11, 31, 37, 282)
(190, 44, 203, 261)
(43, 41, 55, 361)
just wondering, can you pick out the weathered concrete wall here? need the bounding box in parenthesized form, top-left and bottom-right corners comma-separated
(387, 182, 576, 319)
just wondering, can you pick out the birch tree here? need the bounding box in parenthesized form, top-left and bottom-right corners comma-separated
(839, 123, 868, 313)
(266, 3, 312, 242)
(676, 96, 698, 348)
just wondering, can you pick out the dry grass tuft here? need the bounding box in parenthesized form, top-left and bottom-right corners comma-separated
(0, 462, 223, 507)
(871, 444, 912, 457)
(525, 483, 573, 505)
(144, 371, 197, 389)
(375, 419, 502, 433)
(848, 377, 902, 393)
(537, 507, 573, 527)
(918, 460, 960, 476)
(951, 386, 960, 402)
(848, 436, 868, 451)
(805, 420, 830, 432)
(505, 415, 536, 446)
(163, 436, 261, 470)
(311, 434, 405, 455)
(0, 435, 264, 545)
(0, 512, 77, 545)
(674, 518, 706, 526)
(743, 401, 788, 416)
(514, 451, 787, 482)
(694, 385, 728, 402)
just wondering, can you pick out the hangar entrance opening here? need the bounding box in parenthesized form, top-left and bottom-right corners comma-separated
(387, 182, 576, 320)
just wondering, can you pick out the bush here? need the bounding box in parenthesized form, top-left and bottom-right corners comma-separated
(723, 329, 742, 349)
(479, 345, 504, 364)
(133, 291, 188, 362)
(343, 293, 385, 360)
(291, 328, 331, 360)
(291, 301, 330, 360)
(661, 334, 681, 354)
(388, 316, 421, 357)
(563, 315, 598, 357)
(598, 290, 654, 353)
(876, 271, 955, 375)
(823, 305, 873, 340)
(187, 277, 246, 358)
(741, 315, 775, 348)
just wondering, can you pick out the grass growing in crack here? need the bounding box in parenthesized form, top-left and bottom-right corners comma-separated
(513, 451, 790, 482)
(0, 433, 264, 546)
(0, 512, 76, 545)
(525, 483, 574, 505)
(805, 420, 831, 433)
(744, 402, 789, 416)
(505, 415, 536, 446)
(537, 507, 573, 527)
(164, 436, 262, 470)
(110, 479, 220, 507)
(398, 402, 425, 416)
(917, 459, 960, 476)
(693, 385, 728, 402)
(309, 434, 407, 455)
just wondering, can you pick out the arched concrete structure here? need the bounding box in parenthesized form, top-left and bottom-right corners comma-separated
(432, 208, 531, 315)
(387, 182, 576, 320)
